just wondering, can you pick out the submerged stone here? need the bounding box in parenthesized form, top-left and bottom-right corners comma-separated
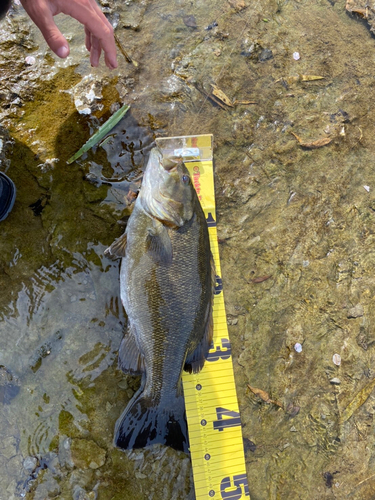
(70, 439, 106, 470)
(347, 304, 364, 318)
(330, 378, 341, 385)
(332, 354, 341, 366)
(22, 456, 38, 473)
(0, 365, 20, 404)
(259, 48, 273, 62)
(73, 485, 97, 500)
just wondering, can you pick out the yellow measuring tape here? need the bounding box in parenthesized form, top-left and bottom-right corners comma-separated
(156, 135, 250, 500)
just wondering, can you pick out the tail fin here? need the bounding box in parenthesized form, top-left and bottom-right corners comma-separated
(114, 390, 189, 453)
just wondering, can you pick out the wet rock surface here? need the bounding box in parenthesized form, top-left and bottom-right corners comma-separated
(2, 0, 375, 499)
(0, 366, 20, 404)
(71, 439, 106, 470)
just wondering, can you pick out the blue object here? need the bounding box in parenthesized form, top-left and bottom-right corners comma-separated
(0, 171, 16, 221)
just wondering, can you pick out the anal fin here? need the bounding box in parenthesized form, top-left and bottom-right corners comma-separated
(118, 326, 144, 375)
(184, 311, 213, 374)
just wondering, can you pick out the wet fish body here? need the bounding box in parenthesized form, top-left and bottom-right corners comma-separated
(106, 147, 214, 452)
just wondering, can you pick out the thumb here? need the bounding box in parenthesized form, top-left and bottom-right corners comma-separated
(38, 23, 70, 58)
(20, 0, 70, 58)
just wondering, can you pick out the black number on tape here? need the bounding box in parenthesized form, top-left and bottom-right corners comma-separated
(220, 474, 250, 499)
(207, 338, 231, 362)
(206, 212, 217, 227)
(215, 276, 223, 295)
(213, 407, 241, 431)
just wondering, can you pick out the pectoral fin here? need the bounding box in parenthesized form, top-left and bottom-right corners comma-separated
(104, 233, 127, 260)
(146, 220, 172, 265)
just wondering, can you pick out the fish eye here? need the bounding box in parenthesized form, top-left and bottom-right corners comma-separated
(182, 174, 190, 184)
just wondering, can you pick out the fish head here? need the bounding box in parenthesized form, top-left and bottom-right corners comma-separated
(140, 148, 195, 227)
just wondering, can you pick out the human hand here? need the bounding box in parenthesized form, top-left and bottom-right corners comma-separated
(20, 0, 118, 69)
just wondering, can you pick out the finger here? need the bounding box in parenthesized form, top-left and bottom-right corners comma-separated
(90, 36, 102, 67)
(85, 26, 91, 52)
(43, 24, 70, 58)
(59, 0, 117, 68)
(104, 50, 115, 71)
(20, 0, 70, 59)
(86, 7, 117, 69)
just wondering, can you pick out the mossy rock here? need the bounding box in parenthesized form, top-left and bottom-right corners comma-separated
(71, 438, 106, 470)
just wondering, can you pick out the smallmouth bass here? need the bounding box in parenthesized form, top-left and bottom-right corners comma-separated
(105, 147, 214, 453)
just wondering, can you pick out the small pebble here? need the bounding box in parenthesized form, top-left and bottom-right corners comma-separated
(259, 48, 273, 62)
(25, 56, 36, 65)
(182, 15, 197, 29)
(23, 456, 38, 473)
(347, 304, 364, 319)
(332, 353, 341, 366)
(294, 342, 302, 353)
(205, 21, 218, 30)
(364, 185, 370, 192)
(293, 51, 300, 60)
(135, 471, 148, 479)
(286, 404, 300, 417)
(330, 377, 341, 385)
(243, 438, 257, 453)
(117, 379, 128, 390)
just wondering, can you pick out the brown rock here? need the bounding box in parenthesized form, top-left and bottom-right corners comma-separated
(71, 439, 106, 470)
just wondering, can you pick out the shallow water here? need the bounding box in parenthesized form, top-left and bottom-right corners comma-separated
(2, 0, 375, 498)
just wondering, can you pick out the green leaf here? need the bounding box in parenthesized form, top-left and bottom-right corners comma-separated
(67, 103, 130, 165)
